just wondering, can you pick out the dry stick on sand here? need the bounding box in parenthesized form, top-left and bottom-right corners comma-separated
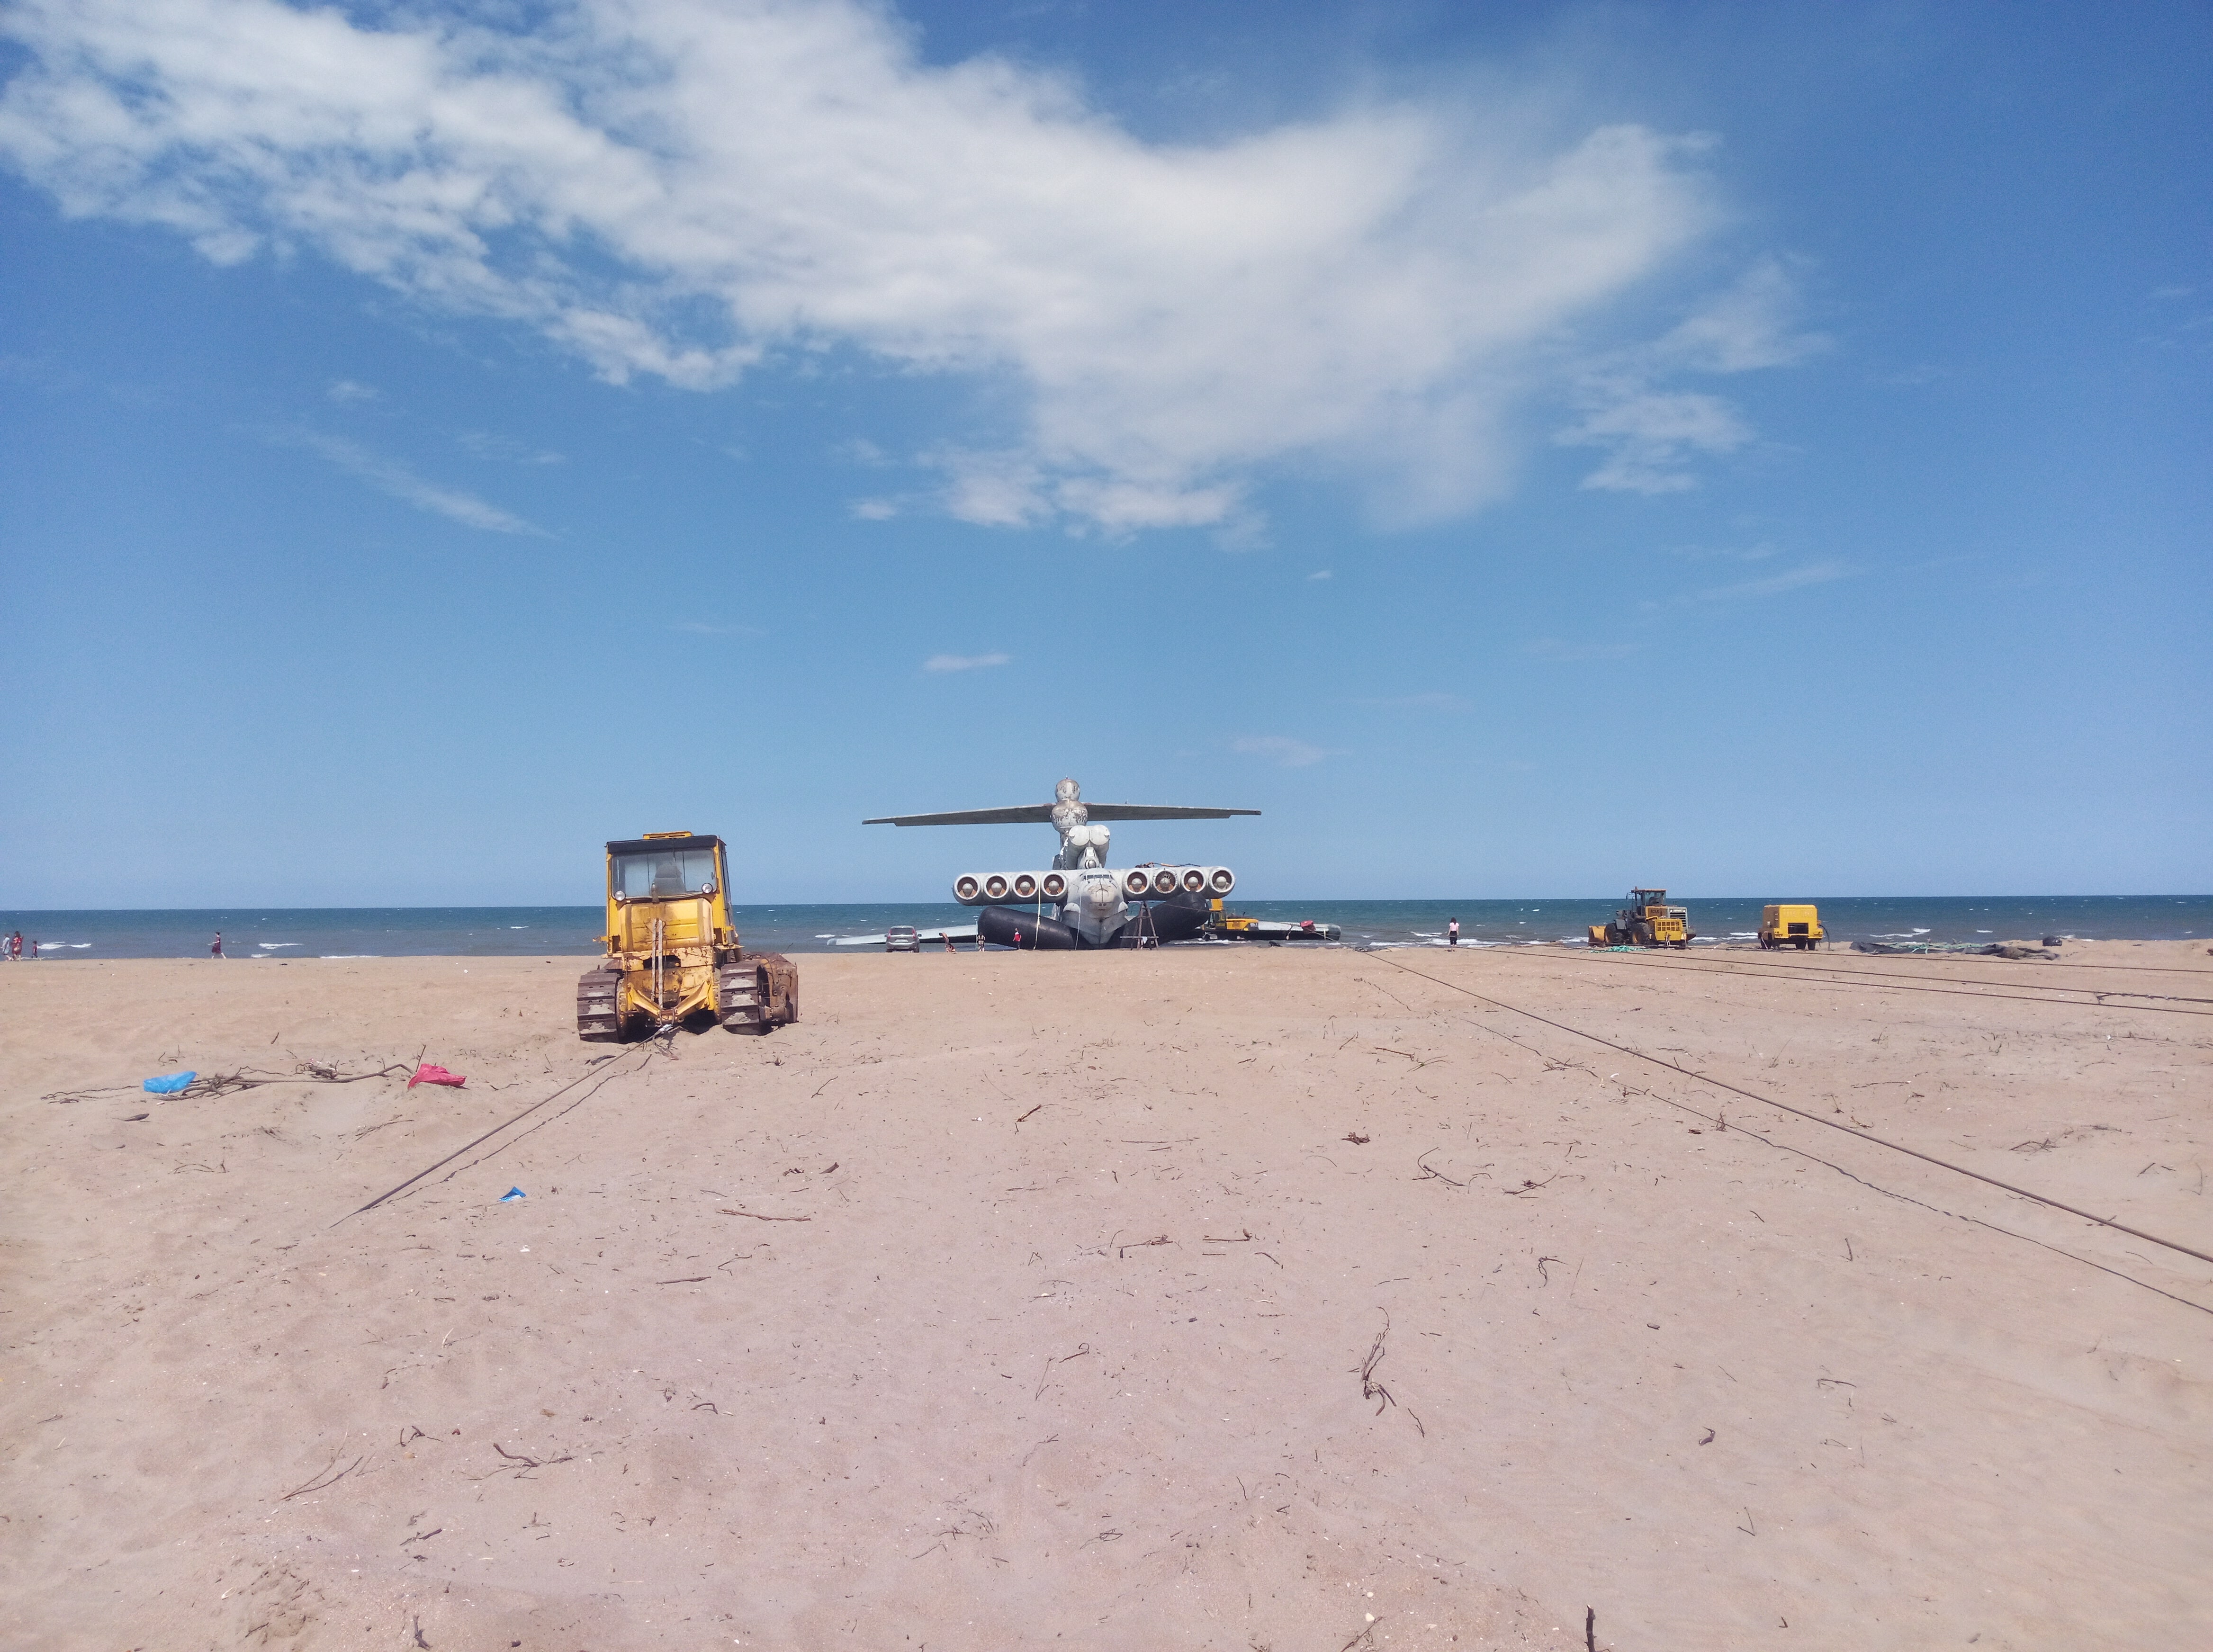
(1414, 1149, 1468, 1188)
(490, 1443, 575, 1473)
(1358, 1309, 1432, 1440)
(1034, 1342, 1095, 1399)
(278, 1454, 364, 1502)
(717, 1208, 811, 1222)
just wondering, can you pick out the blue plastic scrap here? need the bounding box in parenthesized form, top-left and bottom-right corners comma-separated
(500, 1187, 527, 1202)
(143, 1071, 197, 1094)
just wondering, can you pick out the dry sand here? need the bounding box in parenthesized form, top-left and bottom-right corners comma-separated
(3, 940, 2210, 1650)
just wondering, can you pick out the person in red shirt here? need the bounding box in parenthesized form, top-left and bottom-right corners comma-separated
(210, 932, 225, 959)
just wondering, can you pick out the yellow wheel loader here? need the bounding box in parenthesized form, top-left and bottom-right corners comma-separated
(1587, 888, 1695, 949)
(576, 832, 797, 1041)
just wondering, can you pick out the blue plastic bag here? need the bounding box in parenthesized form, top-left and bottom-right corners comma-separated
(500, 1186, 527, 1202)
(143, 1071, 197, 1094)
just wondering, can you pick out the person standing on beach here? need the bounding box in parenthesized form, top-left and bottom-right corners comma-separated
(210, 932, 225, 959)
(6, 930, 18, 961)
(1448, 918, 1459, 946)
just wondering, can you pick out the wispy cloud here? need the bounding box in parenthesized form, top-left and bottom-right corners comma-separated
(1692, 560, 1850, 602)
(1307, 569, 1333, 581)
(1353, 691, 1468, 711)
(850, 499, 898, 521)
(1560, 256, 1828, 494)
(671, 620, 765, 637)
(1234, 735, 1332, 768)
(923, 652, 1011, 673)
(1651, 257, 1830, 374)
(0, 0, 1720, 533)
(325, 378, 377, 403)
(1560, 389, 1750, 494)
(1526, 637, 1640, 662)
(459, 431, 564, 466)
(1662, 540, 1779, 563)
(274, 430, 544, 534)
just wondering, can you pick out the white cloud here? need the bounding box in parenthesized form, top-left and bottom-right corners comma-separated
(1560, 256, 1826, 493)
(1561, 387, 1751, 494)
(1652, 257, 1828, 374)
(326, 378, 377, 402)
(1692, 560, 1849, 601)
(274, 429, 544, 533)
(1234, 735, 1331, 768)
(922, 651, 1010, 673)
(458, 431, 564, 465)
(1353, 691, 1467, 710)
(1307, 569, 1333, 581)
(1526, 637, 1639, 662)
(0, 0, 1719, 531)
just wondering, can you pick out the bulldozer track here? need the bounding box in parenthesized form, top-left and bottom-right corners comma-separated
(576, 969, 623, 1041)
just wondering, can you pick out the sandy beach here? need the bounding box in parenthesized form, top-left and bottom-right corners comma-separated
(3, 940, 2208, 1650)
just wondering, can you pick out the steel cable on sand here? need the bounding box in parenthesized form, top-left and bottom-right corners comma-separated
(1636, 951, 2213, 1003)
(333, 1036, 673, 1224)
(1365, 953, 2213, 1311)
(1572, 948, 2213, 1015)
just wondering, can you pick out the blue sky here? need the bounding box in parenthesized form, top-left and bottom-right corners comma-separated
(1, 0, 2206, 907)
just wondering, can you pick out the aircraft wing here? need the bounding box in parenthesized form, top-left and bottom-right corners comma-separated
(862, 805, 1056, 826)
(863, 803, 1258, 825)
(834, 925, 979, 946)
(1079, 804, 1260, 821)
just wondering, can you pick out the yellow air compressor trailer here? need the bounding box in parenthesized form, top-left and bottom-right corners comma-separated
(1759, 904, 1823, 950)
(576, 832, 798, 1041)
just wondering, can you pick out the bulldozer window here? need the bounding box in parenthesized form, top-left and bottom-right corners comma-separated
(615, 849, 719, 899)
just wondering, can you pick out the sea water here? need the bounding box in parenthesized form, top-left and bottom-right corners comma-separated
(1, 895, 2204, 958)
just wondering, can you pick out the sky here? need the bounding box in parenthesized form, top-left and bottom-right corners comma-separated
(0, 0, 2207, 907)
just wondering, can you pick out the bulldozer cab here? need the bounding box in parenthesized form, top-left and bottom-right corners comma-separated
(1628, 887, 1668, 914)
(605, 833, 734, 953)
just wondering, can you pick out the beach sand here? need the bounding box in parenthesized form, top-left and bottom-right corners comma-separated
(3, 941, 2208, 1649)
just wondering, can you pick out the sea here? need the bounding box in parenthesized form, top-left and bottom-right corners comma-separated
(1, 896, 2205, 960)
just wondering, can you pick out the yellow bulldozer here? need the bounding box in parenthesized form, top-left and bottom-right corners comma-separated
(576, 832, 798, 1041)
(1588, 887, 1695, 949)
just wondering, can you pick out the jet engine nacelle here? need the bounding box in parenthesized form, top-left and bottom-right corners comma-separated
(955, 866, 1231, 905)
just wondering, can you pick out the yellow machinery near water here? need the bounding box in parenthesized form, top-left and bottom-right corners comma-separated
(576, 832, 798, 1041)
(1588, 888, 1694, 949)
(1759, 903, 1823, 950)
